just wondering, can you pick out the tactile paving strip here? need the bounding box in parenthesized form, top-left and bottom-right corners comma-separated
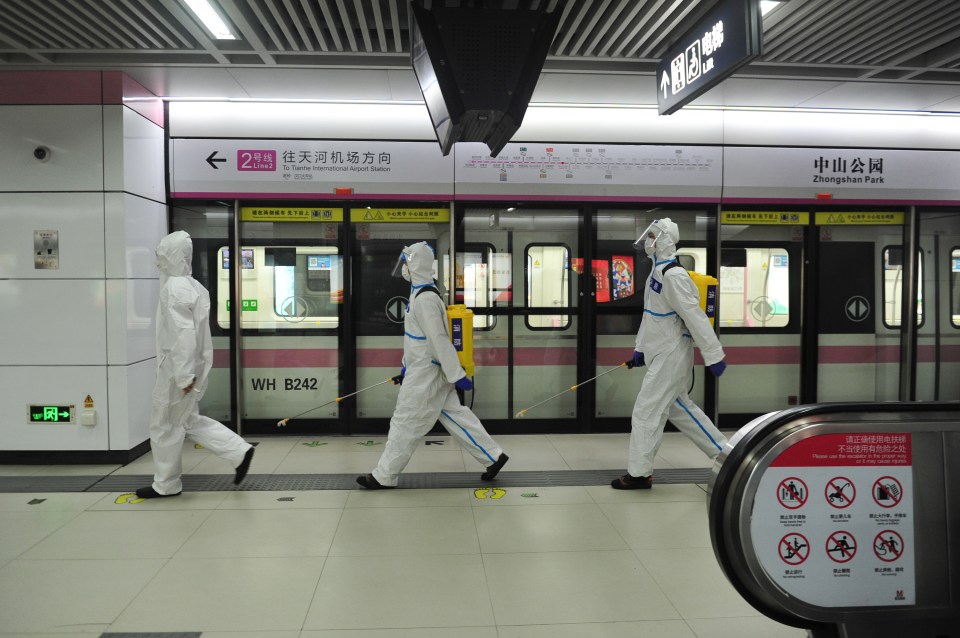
(0, 468, 710, 493)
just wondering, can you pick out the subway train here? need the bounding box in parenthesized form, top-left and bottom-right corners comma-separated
(176, 202, 960, 436)
(156, 102, 960, 438)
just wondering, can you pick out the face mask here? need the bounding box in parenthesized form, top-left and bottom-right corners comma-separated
(644, 237, 657, 256)
(401, 262, 411, 282)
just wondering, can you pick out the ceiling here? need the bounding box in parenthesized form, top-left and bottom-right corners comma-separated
(3, 0, 960, 112)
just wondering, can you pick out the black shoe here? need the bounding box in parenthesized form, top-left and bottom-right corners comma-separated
(611, 474, 653, 490)
(356, 474, 394, 489)
(481, 453, 509, 481)
(135, 486, 181, 499)
(234, 447, 255, 485)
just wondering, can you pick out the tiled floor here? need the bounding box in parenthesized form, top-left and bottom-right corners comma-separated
(0, 432, 807, 638)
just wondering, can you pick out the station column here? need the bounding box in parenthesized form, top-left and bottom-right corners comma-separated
(0, 71, 167, 462)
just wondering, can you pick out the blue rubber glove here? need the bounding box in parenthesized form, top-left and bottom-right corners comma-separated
(708, 360, 727, 377)
(625, 351, 645, 369)
(455, 376, 473, 392)
(392, 366, 406, 385)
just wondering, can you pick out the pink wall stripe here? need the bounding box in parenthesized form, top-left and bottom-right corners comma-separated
(0, 71, 163, 126)
(171, 192, 453, 200)
(0, 71, 103, 104)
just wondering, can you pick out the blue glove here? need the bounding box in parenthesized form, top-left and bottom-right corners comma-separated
(708, 360, 727, 377)
(455, 376, 473, 392)
(625, 351, 645, 369)
(392, 366, 406, 385)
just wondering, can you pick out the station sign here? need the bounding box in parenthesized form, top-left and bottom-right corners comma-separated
(656, 0, 762, 115)
(722, 211, 810, 225)
(28, 404, 75, 423)
(815, 212, 904, 226)
(349, 208, 449, 223)
(240, 207, 344, 222)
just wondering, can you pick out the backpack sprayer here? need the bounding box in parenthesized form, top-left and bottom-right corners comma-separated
(277, 301, 476, 427)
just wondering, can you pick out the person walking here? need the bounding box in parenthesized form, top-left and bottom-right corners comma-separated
(357, 241, 508, 489)
(136, 231, 254, 498)
(613, 218, 727, 489)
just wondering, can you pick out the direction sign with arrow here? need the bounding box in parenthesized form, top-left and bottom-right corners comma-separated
(206, 151, 226, 169)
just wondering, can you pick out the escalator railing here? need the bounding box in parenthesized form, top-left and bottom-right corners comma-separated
(708, 402, 960, 638)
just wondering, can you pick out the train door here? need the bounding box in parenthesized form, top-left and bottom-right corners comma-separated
(717, 213, 804, 426)
(350, 207, 452, 432)
(229, 206, 345, 433)
(592, 209, 718, 425)
(916, 209, 960, 401)
(458, 207, 582, 428)
(814, 213, 905, 402)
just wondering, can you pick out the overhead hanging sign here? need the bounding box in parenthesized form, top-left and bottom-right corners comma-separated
(656, 0, 762, 115)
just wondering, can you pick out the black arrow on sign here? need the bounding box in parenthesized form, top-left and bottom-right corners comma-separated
(206, 151, 226, 169)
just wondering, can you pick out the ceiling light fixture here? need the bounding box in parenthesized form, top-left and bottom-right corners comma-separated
(183, 0, 236, 40)
(760, 1, 784, 16)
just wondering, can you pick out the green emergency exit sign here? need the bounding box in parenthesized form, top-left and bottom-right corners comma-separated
(226, 299, 259, 311)
(28, 405, 75, 423)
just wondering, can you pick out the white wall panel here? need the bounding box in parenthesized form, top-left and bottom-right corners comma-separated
(0, 280, 107, 365)
(0, 193, 106, 279)
(0, 105, 104, 192)
(102, 107, 165, 200)
(722, 109, 960, 150)
(0, 366, 108, 450)
(168, 101, 434, 140)
(104, 193, 167, 279)
(515, 105, 724, 144)
(106, 278, 158, 365)
(108, 358, 155, 450)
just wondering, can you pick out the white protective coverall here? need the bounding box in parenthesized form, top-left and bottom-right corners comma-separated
(628, 219, 727, 478)
(148, 231, 251, 495)
(372, 241, 504, 486)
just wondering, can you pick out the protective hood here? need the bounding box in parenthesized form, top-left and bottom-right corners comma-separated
(156, 231, 193, 283)
(399, 241, 436, 287)
(635, 218, 679, 261)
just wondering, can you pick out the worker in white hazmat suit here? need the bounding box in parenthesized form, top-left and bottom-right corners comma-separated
(136, 231, 254, 498)
(357, 241, 508, 488)
(612, 218, 728, 489)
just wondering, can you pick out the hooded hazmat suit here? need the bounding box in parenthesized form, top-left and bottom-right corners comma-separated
(147, 231, 251, 495)
(626, 219, 727, 481)
(370, 241, 505, 487)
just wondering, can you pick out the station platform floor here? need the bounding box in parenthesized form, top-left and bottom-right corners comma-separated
(0, 432, 806, 638)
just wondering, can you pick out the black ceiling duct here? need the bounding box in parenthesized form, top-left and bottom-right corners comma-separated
(410, 1, 564, 157)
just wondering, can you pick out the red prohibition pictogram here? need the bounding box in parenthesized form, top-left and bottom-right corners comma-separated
(826, 531, 857, 563)
(779, 533, 810, 565)
(825, 476, 855, 508)
(874, 530, 904, 562)
(873, 476, 903, 508)
(777, 477, 808, 509)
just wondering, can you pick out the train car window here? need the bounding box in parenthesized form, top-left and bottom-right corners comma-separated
(216, 245, 342, 330)
(718, 247, 791, 329)
(952, 248, 960, 328)
(882, 246, 924, 328)
(525, 244, 570, 329)
(452, 243, 503, 330)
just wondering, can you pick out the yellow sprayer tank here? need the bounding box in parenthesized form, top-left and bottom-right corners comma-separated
(689, 272, 718, 326)
(446, 304, 475, 376)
